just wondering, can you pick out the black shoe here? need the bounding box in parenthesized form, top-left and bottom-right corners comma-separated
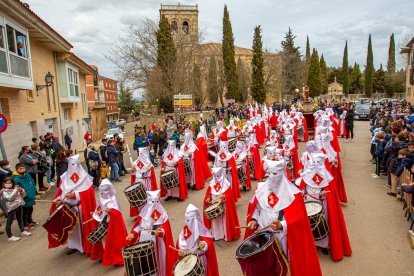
(165, 196, 173, 201)
(192, 186, 196, 191)
(115, 179, 122, 183)
(66, 249, 78, 255)
(321, 248, 329, 255)
(387, 192, 397, 197)
(243, 186, 247, 192)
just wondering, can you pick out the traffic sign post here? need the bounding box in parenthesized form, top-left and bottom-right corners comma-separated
(0, 113, 8, 160)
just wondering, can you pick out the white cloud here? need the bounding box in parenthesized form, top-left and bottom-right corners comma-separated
(25, 0, 414, 79)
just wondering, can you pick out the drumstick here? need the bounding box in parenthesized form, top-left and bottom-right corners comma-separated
(235, 226, 251, 229)
(307, 191, 331, 196)
(169, 245, 180, 252)
(83, 217, 95, 225)
(35, 199, 54, 203)
(141, 229, 158, 233)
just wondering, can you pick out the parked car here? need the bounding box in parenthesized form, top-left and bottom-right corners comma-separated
(373, 98, 392, 105)
(354, 98, 372, 105)
(106, 121, 117, 129)
(116, 119, 126, 126)
(354, 104, 371, 120)
(105, 127, 125, 140)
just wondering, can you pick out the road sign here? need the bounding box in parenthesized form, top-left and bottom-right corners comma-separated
(173, 94, 192, 100)
(0, 114, 8, 134)
(174, 99, 193, 106)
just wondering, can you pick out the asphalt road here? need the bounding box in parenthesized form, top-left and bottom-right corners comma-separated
(0, 121, 412, 275)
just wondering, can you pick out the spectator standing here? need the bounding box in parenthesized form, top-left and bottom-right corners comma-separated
(133, 127, 144, 154)
(0, 160, 12, 185)
(41, 143, 54, 187)
(87, 144, 101, 187)
(55, 150, 68, 187)
(345, 109, 355, 142)
(372, 132, 386, 179)
(106, 139, 121, 182)
(152, 129, 160, 157)
(100, 138, 108, 163)
(30, 144, 49, 191)
(0, 177, 31, 241)
(116, 138, 128, 176)
(64, 131, 72, 150)
(100, 161, 110, 181)
(18, 146, 39, 193)
(12, 163, 37, 231)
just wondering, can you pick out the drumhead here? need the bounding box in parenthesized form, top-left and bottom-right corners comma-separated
(174, 254, 198, 275)
(305, 201, 322, 216)
(124, 183, 141, 192)
(161, 170, 174, 177)
(124, 240, 153, 251)
(236, 231, 273, 258)
(205, 202, 220, 212)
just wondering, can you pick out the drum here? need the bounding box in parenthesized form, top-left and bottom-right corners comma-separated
(204, 202, 224, 220)
(297, 126, 304, 135)
(238, 135, 247, 142)
(228, 138, 237, 152)
(305, 201, 330, 241)
(173, 254, 205, 276)
(279, 136, 285, 145)
(123, 240, 158, 276)
(43, 203, 78, 247)
(237, 164, 246, 184)
(161, 170, 179, 190)
(184, 157, 191, 176)
(124, 182, 147, 208)
(249, 157, 255, 176)
(236, 231, 289, 276)
(87, 218, 108, 246)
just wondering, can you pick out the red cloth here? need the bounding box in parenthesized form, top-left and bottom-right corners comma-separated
(48, 187, 104, 261)
(84, 132, 91, 142)
(254, 125, 264, 145)
(192, 150, 207, 190)
(219, 130, 228, 142)
(129, 167, 158, 217)
(129, 218, 176, 276)
(244, 156, 252, 190)
(200, 236, 219, 276)
(269, 115, 278, 129)
(228, 157, 241, 201)
(249, 146, 261, 180)
(290, 149, 300, 179)
(102, 209, 127, 266)
(302, 118, 309, 142)
(260, 121, 267, 138)
(330, 162, 348, 203)
(160, 159, 188, 200)
(203, 187, 241, 241)
(331, 132, 341, 153)
(196, 137, 212, 179)
(244, 194, 322, 276)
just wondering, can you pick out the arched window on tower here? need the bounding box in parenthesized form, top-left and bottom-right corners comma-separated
(182, 21, 189, 34)
(171, 21, 178, 33)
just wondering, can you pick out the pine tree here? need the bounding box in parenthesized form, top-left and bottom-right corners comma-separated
(119, 82, 134, 114)
(373, 64, 386, 94)
(281, 28, 303, 97)
(320, 54, 328, 94)
(207, 57, 219, 104)
(156, 15, 176, 112)
(237, 58, 248, 102)
(387, 33, 396, 73)
(342, 41, 350, 96)
(193, 63, 202, 108)
(306, 35, 311, 66)
(222, 5, 238, 100)
(307, 48, 321, 97)
(365, 34, 374, 97)
(251, 25, 266, 103)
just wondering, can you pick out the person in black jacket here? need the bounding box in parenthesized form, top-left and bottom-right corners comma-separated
(106, 140, 121, 182)
(100, 139, 108, 163)
(87, 144, 101, 187)
(345, 109, 355, 142)
(64, 131, 72, 150)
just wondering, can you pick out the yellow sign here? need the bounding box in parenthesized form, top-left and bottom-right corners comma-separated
(174, 99, 193, 106)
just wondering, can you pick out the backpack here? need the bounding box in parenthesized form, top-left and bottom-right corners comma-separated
(89, 159, 99, 171)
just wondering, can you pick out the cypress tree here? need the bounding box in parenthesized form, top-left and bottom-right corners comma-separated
(373, 64, 386, 94)
(207, 56, 219, 104)
(350, 62, 363, 94)
(237, 58, 248, 103)
(251, 25, 265, 103)
(306, 35, 311, 66)
(193, 63, 202, 108)
(281, 28, 302, 96)
(387, 33, 396, 73)
(307, 48, 321, 97)
(320, 54, 328, 95)
(119, 82, 134, 114)
(365, 34, 374, 97)
(222, 5, 238, 100)
(342, 41, 349, 96)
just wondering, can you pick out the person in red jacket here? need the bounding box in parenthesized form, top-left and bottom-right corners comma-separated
(203, 167, 240, 242)
(244, 160, 322, 276)
(126, 190, 175, 276)
(176, 204, 219, 276)
(92, 179, 127, 266)
(49, 155, 103, 260)
(298, 153, 352, 261)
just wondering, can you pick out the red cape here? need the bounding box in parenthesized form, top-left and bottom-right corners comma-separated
(160, 159, 188, 200)
(130, 167, 158, 217)
(254, 125, 264, 145)
(245, 194, 322, 276)
(269, 115, 278, 129)
(249, 146, 261, 180)
(260, 121, 267, 138)
(196, 137, 212, 179)
(290, 148, 300, 179)
(244, 156, 252, 190)
(302, 118, 309, 142)
(129, 217, 176, 276)
(228, 157, 241, 201)
(330, 162, 348, 203)
(192, 149, 207, 190)
(48, 186, 104, 261)
(102, 209, 127, 266)
(203, 187, 241, 241)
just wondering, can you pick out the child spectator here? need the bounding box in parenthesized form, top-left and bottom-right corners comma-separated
(372, 131, 386, 179)
(0, 177, 31, 241)
(100, 161, 110, 182)
(0, 160, 12, 185)
(395, 148, 413, 183)
(12, 163, 37, 230)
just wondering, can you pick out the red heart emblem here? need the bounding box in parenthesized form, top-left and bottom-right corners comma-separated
(137, 161, 144, 169)
(214, 182, 221, 192)
(70, 172, 79, 183)
(167, 153, 174, 160)
(229, 126, 233, 131)
(184, 145, 189, 151)
(219, 152, 227, 160)
(151, 209, 161, 222)
(267, 192, 279, 208)
(235, 153, 239, 160)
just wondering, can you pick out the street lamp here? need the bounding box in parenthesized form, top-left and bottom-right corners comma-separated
(36, 72, 54, 96)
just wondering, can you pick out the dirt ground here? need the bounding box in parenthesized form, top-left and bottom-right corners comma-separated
(0, 121, 412, 275)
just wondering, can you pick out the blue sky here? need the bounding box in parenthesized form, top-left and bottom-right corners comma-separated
(26, 0, 414, 80)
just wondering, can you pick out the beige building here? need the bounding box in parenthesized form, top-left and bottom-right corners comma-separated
(401, 37, 414, 104)
(327, 77, 344, 99)
(0, 1, 90, 164)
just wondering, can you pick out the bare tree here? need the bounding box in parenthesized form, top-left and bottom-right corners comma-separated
(398, 31, 414, 69)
